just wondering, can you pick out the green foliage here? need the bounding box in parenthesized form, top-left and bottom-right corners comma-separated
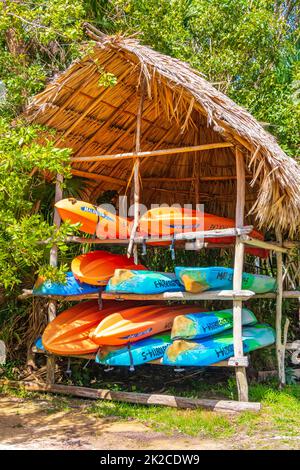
(0, 118, 73, 290)
(94, 0, 300, 157)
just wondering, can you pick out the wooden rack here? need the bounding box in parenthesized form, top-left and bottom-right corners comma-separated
(39, 81, 298, 405)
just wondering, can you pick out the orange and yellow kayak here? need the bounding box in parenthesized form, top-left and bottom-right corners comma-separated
(42, 300, 137, 355)
(71, 250, 146, 286)
(55, 198, 129, 238)
(90, 304, 205, 346)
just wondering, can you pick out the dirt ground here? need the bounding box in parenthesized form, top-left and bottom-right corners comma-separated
(0, 395, 225, 450)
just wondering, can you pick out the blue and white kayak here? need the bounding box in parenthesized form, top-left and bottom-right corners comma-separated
(106, 269, 184, 294)
(163, 324, 275, 366)
(175, 266, 276, 294)
(33, 271, 101, 297)
(171, 308, 257, 340)
(96, 332, 171, 367)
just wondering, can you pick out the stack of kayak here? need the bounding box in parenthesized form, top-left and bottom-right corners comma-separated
(40, 301, 275, 367)
(32, 197, 277, 369)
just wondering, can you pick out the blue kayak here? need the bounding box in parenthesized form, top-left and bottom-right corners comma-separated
(106, 269, 184, 294)
(96, 332, 171, 367)
(163, 324, 275, 366)
(33, 271, 101, 297)
(175, 266, 276, 294)
(171, 308, 257, 340)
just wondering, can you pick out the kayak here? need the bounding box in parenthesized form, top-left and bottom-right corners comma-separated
(90, 304, 205, 346)
(42, 300, 138, 355)
(55, 199, 268, 257)
(142, 207, 269, 257)
(33, 271, 101, 297)
(55, 198, 129, 238)
(163, 324, 275, 366)
(95, 332, 172, 367)
(71, 250, 146, 286)
(175, 266, 276, 294)
(106, 269, 184, 294)
(171, 308, 257, 340)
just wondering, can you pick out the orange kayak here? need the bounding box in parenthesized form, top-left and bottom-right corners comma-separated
(90, 304, 205, 346)
(71, 250, 146, 286)
(55, 199, 267, 257)
(42, 300, 137, 355)
(139, 207, 267, 257)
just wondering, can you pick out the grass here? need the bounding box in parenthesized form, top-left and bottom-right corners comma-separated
(87, 379, 300, 445)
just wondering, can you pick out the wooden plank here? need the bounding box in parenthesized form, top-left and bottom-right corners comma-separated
(26, 289, 255, 302)
(233, 148, 248, 402)
(38, 226, 253, 246)
(71, 142, 234, 163)
(1, 380, 261, 412)
(19, 289, 300, 301)
(240, 235, 288, 253)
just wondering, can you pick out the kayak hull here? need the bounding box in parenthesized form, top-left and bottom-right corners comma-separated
(90, 304, 205, 346)
(71, 250, 145, 286)
(106, 269, 184, 294)
(42, 300, 138, 355)
(171, 308, 257, 340)
(163, 324, 275, 366)
(55, 198, 130, 238)
(175, 266, 276, 294)
(96, 332, 172, 366)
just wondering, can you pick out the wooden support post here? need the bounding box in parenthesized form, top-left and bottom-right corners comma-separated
(276, 229, 287, 387)
(46, 173, 63, 384)
(128, 78, 145, 261)
(233, 148, 248, 402)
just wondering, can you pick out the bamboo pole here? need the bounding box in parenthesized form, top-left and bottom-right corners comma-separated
(46, 173, 63, 385)
(71, 142, 234, 163)
(233, 148, 248, 402)
(127, 78, 145, 260)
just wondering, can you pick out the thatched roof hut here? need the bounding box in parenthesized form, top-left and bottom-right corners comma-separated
(25, 25, 300, 238)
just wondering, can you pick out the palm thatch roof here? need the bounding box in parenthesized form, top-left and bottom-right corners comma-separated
(25, 25, 300, 238)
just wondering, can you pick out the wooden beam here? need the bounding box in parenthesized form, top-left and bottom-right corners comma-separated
(47, 173, 63, 385)
(276, 229, 286, 387)
(142, 175, 253, 183)
(233, 148, 248, 402)
(37, 226, 253, 246)
(2, 380, 261, 412)
(19, 289, 300, 301)
(240, 235, 289, 253)
(71, 169, 126, 186)
(127, 78, 145, 259)
(71, 142, 234, 163)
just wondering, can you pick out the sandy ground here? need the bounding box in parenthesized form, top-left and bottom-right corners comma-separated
(0, 395, 225, 450)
